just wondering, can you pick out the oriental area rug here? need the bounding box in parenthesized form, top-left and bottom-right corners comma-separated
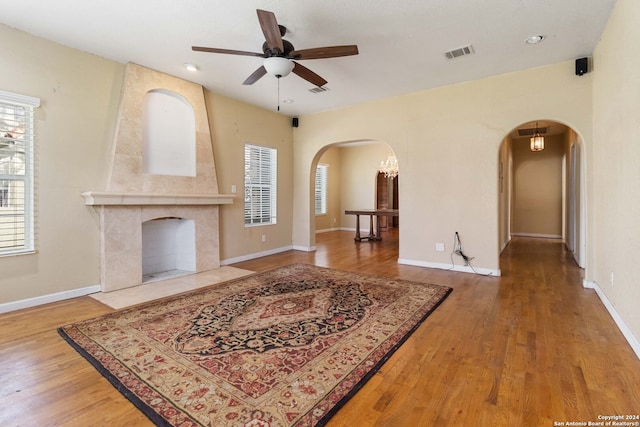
(58, 264, 451, 427)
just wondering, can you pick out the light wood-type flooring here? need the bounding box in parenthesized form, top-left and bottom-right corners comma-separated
(1, 229, 639, 426)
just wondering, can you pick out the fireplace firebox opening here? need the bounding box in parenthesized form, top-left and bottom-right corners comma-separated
(142, 217, 195, 283)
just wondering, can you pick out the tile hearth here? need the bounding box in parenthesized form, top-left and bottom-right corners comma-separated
(90, 266, 254, 309)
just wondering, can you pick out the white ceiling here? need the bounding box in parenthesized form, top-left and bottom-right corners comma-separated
(1, 0, 616, 117)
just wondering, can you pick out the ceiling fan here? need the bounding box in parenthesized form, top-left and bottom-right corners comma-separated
(192, 9, 359, 87)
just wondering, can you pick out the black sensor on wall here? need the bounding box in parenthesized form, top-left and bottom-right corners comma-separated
(575, 57, 589, 76)
(292, 117, 299, 127)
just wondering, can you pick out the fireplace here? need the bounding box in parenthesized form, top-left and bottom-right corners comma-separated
(83, 63, 234, 292)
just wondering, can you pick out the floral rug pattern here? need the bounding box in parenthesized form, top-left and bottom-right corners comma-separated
(58, 264, 451, 426)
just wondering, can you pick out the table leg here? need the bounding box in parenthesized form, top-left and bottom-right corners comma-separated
(368, 214, 375, 240)
(354, 214, 361, 241)
(375, 215, 382, 240)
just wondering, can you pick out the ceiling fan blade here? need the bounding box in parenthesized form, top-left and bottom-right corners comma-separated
(192, 46, 265, 57)
(292, 62, 328, 87)
(243, 66, 267, 85)
(290, 45, 359, 60)
(257, 9, 284, 53)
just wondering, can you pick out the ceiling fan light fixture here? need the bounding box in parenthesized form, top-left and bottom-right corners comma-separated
(263, 57, 294, 78)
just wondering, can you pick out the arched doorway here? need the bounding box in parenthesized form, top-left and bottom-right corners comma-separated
(499, 120, 586, 267)
(310, 140, 399, 242)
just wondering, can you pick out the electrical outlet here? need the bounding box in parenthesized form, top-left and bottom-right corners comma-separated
(610, 271, 614, 287)
(261, 234, 267, 242)
(231, 184, 237, 194)
(435, 243, 445, 252)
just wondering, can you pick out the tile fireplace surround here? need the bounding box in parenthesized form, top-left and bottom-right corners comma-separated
(83, 63, 234, 292)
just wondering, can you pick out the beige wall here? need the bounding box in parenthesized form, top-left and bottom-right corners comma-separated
(205, 92, 293, 262)
(511, 134, 564, 237)
(592, 0, 640, 344)
(337, 143, 392, 229)
(293, 61, 593, 273)
(0, 24, 124, 304)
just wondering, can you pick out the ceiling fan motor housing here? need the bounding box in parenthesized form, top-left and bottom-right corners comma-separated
(262, 39, 296, 57)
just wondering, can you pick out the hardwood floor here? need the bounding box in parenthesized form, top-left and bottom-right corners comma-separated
(1, 230, 638, 426)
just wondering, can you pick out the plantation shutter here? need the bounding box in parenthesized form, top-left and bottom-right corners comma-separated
(0, 90, 39, 255)
(244, 144, 277, 225)
(315, 164, 328, 215)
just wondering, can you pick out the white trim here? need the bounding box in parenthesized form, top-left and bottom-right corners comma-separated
(221, 245, 293, 265)
(340, 227, 376, 234)
(511, 232, 562, 239)
(0, 89, 40, 107)
(583, 280, 640, 360)
(0, 285, 101, 314)
(316, 227, 341, 234)
(398, 258, 501, 276)
(292, 245, 316, 252)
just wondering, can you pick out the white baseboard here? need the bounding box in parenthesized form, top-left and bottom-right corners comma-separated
(341, 227, 373, 233)
(315, 227, 340, 234)
(397, 258, 501, 276)
(292, 245, 316, 252)
(221, 245, 294, 265)
(583, 279, 640, 360)
(0, 284, 101, 314)
(511, 233, 562, 239)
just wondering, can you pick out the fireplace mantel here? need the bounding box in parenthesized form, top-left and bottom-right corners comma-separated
(82, 191, 235, 206)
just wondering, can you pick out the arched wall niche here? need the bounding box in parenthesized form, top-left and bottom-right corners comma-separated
(142, 89, 196, 177)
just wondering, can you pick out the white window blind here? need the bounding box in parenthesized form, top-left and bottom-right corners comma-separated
(244, 144, 277, 226)
(0, 90, 39, 256)
(315, 164, 328, 215)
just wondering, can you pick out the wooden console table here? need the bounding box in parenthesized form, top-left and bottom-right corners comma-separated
(344, 209, 399, 241)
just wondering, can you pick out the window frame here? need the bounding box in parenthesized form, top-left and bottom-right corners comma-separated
(0, 90, 39, 256)
(244, 143, 277, 227)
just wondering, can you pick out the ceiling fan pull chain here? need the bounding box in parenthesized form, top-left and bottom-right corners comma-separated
(277, 77, 280, 111)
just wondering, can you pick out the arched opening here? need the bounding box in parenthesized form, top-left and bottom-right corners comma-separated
(499, 120, 586, 267)
(309, 140, 399, 246)
(142, 89, 196, 177)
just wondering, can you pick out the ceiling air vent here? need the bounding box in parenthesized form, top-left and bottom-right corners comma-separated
(309, 86, 330, 94)
(517, 127, 549, 137)
(444, 45, 475, 60)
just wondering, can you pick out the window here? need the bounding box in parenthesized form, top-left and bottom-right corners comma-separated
(0, 90, 39, 255)
(315, 164, 328, 215)
(244, 144, 277, 226)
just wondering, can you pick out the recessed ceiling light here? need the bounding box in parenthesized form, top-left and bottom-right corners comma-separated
(184, 63, 200, 72)
(283, 99, 294, 104)
(525, 35, 545, 44)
